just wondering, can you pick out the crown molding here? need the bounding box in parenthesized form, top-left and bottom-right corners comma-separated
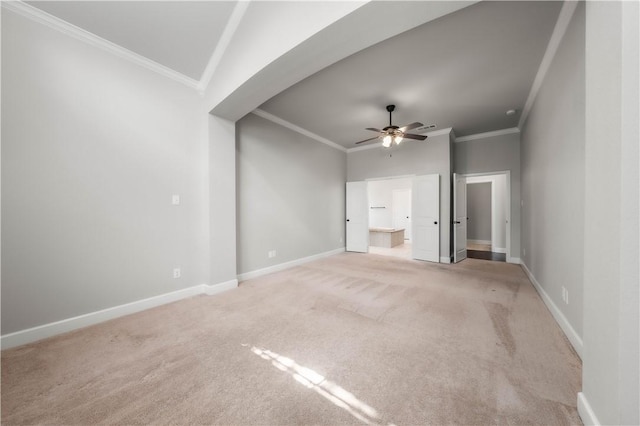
(418, 127, 453, 138)
(518, 0, 580, 129)
(347, 127, 453, 153)
(198, 1, 250, 92)
(252, 109, 347, 153)
(455, 127, 520, 143)
(2, 1, 200, 90)
(347, 143, 381, 153)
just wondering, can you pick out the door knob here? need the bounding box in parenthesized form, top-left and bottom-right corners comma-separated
(454, 221, 461, 224)
(434, 221, 438, 225)
(346, 219, 350, 222)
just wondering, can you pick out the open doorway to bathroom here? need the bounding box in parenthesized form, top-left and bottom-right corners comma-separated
(367, 177, 413, 260)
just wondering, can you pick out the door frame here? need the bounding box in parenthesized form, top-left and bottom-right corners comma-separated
(461, 171, 512, 262)
(453, 173, 467, 263)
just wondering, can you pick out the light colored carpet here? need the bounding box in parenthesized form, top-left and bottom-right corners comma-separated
(1, 254, 582, 425)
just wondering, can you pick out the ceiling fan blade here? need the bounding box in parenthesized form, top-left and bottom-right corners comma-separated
(365, 127, 382, 133)
(355, 136, 380, 145)
(399, 122, 423, 132)
(402, 133, 428, 141)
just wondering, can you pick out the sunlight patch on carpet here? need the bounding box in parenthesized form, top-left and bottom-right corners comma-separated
(249, 345, 395, 425)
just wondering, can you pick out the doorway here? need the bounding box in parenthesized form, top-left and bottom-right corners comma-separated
(346, 175, 440, 262)
(466, 174, 508, 262)
(367, 177, 413, 259)
(453, 170, 511, 262)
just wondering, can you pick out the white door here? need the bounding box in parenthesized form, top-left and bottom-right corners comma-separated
(392, 189, 412, 241)
(453, 173, 467, 263)
(412, 175, 439, 262)
(346, 181, 369, 253)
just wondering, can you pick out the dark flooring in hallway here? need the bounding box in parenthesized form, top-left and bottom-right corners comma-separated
(467, 249, 506, 262)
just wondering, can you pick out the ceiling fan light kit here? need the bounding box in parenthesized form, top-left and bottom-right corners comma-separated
(355, 104, 428, 147)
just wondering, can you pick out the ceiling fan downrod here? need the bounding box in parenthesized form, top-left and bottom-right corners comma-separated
(386, 104, 396, 127)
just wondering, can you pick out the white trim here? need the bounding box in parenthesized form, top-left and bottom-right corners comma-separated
(0, 280, 238, 350)
(202, 279, 238, 296)
(468, 239, 492, 246)
(347, 143, 383, 153)
(518, 0, 580, 129)
(577, 392, 601, 426)
(492, 247, 507, 254)
(365, 174, 416, 182)
(440, 256, 451, 264)
(520, 262, 583, 359)
(455, 127, 520, 143)
(490, 178, 497, 249)
(348, 128, 453, 153)
(1, 1, 200, 90)
(252, 109, 347, 153)
(413, 127, 453, 138)
(507, 257, 521, 264)
(198, 1, 250, 92)
(238, 247, 345, 281)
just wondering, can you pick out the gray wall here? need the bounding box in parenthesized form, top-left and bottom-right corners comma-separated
(467, 183, 491, 241)
(1, 11, 210, 334)
(582, 1, 639, 425)
(520, 2, 584, 340)
(348, 131, 452, 260)
(236, 113, 346, 275)
(209, 115, 237, 286)
(453, 132, 521, 258)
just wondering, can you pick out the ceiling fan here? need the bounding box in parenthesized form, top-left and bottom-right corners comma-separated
(355, 105, 428, 147)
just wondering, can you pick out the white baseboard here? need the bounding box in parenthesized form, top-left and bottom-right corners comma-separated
(0, 280, 238, 350)
(237, 247, 345, 282)
(202, 279, 238, 295)
(520, 262, 583, 359)
(468, 239, 492, 245)
(492, 247, 507, 254)
(507, 257, 521, 264)
(440, 256, 451, 264)
(577, 392, 601, 425)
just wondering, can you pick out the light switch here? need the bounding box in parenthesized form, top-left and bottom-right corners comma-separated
(172, 194, 180, 205)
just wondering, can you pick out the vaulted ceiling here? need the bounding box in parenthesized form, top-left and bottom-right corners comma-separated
(22, 1, 563, 148)
(26, 1, 237, 80)
(260, 1, 562, 147)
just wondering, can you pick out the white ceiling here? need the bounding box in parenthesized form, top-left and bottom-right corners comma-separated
(23, 1, 562, 148)
(26, 1, 237, 80)
(259, 1, 563, 147)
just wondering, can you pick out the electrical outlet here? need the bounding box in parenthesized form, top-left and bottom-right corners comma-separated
(173, 268, 181, 278)
(565, 289, 569, 305)
(339, 237, 343, 243)
(523, 248, 526, 256)
(172, 194, 180, 205)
